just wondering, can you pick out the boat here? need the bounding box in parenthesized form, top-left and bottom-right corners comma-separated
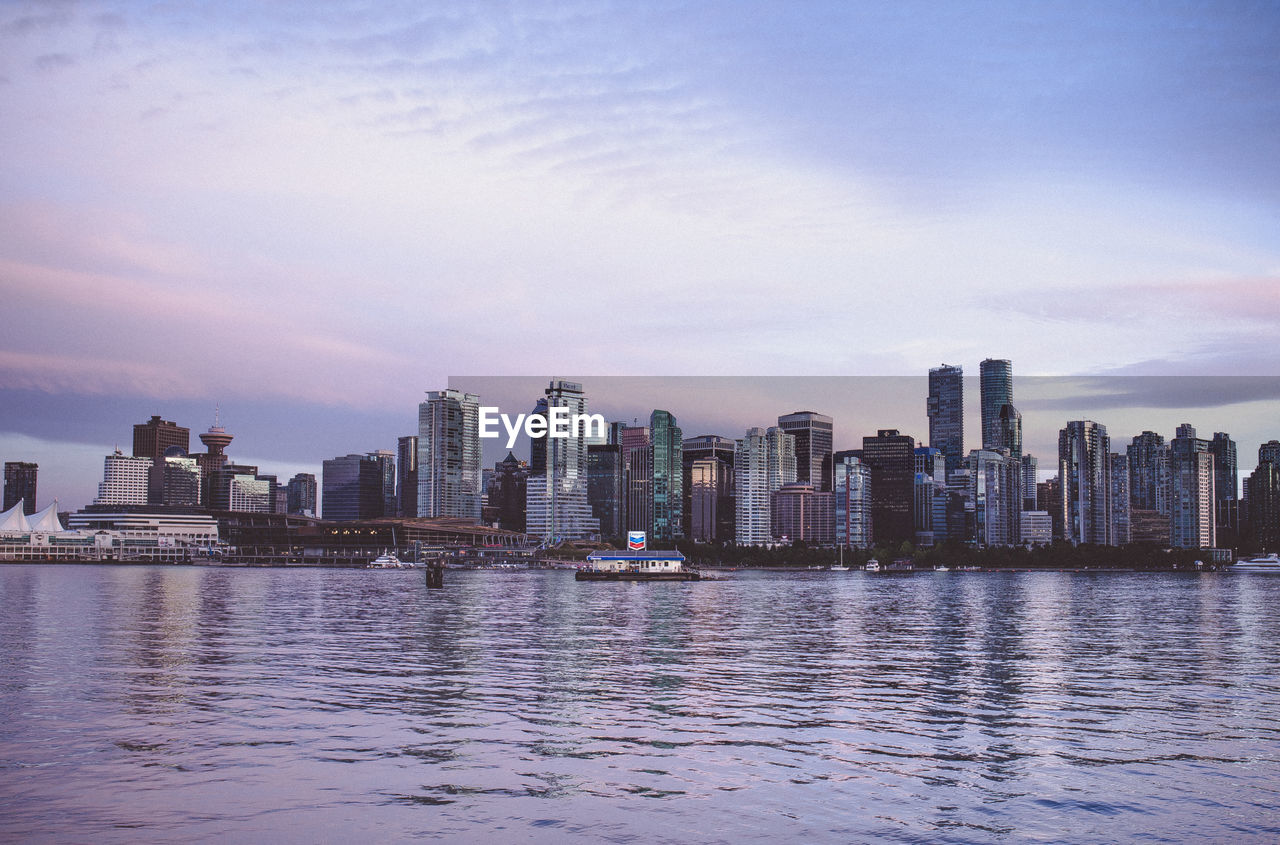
(367, 552, 404, 569)
(864, 559, 881, 573)
(576, 549, 700, 581)
(1227, 553, 1280, 573)
(830, 547, 850, 571)
(933, 565, 951, 572)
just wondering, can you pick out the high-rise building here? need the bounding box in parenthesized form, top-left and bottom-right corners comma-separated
(1020, 511, 1053, 546)
(649, 410, 683, 541)
(1109, 452, 1131, 545)
(396, 436, 418, 518)
(771, 482, 834, 545)
(418, 389, 482, 520)
(860, 429, 916, 545)
(1260, 440, 1280, 466)
(162, 455, 202, 506)
(525, 380, 598, 541)
(927, 364, 965, 475)
(133, 415, 190, 504)
(914, 446, 945, 482)
(1209, 432, 1238, 542)
(286, 473, 317, 516)
(682, 435, 735, 542)
(1058, 421, 1112, 545)
(229, 474, 272, 513)
(834, 454, 872, 548)
(587, 444, 624, 538)
(1021, 454, 1038, 511)
(735, 428, 770, 546)
(765, 426, 797, 495)
(1127, 431, 1170, 514)
(1245, 449, 1280, 551)
(2, 461, 37, 514)
(1169, 424, 1215, 549)
(322, 454, 386, 520)
(979, 359, 1013, 451)
(967, 448, 1019, 547)
(368, 449, 397, 518)
(995, 403, 1023, 459)
(777, 411, 833, 491)
(488, 452, 529, 532)
(95, 450, 151, 505)
(195, 414, 235, 506)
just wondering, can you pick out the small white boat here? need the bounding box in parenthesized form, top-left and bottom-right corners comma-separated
(368, 553, 404, 569)
(933, 565, 951, 572)
(1228, 553, 1280, 573)
(829, 564, 850, 571)
(864, 559, 881, 573)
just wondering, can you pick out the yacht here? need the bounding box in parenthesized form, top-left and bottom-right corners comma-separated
(1227, 553, 1280, 573)
(368, 552, 404, 569)
(864, 559, 881, 573)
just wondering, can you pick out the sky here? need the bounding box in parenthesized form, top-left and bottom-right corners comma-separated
(1, 1, 1278, 509)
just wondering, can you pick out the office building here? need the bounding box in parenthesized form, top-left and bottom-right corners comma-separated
(771, 482, 835, 545)
(777, 411, 833, 491)
(229, 474, 272, 513)
(834, 454, 872, 548)
(765, 426, 797, 495)
(396, 435, 418, 518)
(488, 452, 529, 532)
(587, 444, 624, 538)
(133, 415, 190, 504)
(3, 462, 37, 514)
(1169, 424, 1215, 549)
(1021, 454, 1038, 511)
(735, 428, 770, 546)
(927, 364, 965, 475)
(286, 473, 317, 516)
(968, 448, 1019, 547)
(1109, 452, 1131, 545)
(860, 429, 916, 545)
(162, 455, 202, 506)
(649, 410, 683, 541)
(368, 449, 397, 518)
(525, 380, 598, 541)
(95, 450, 151, 506)
(1209, 432, 1239, 542)
(995, 403, 1023, 459)
(322, 454, 386, 520)
(1246, 451, 1280, 550)
(1127, 431, 1170, 514)
(682, 435, 735, 542)
(979, 358, 1013, 451)
(1020, 511, 1053, 546)
(418, 389, 482, 520)
(1058, 421, 1112, 545)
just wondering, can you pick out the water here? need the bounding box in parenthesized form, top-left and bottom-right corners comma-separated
(2, 566, 1279, 843)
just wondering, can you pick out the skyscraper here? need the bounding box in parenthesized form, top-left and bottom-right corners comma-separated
(735, 428, 770, 546)
(1109, 452, 1131, 545)
(765, 426, 797, 495)
(777, 411, 833, 491)
(995, 403, 1023, 459)
(162, 455, 201, 506)
(860, 429, 916, 545)
(417, 389, 482, 520)
(95, 450, 151, 506)
(488, 452, 529, 532)
(927, 364, 964, 475)
(649, 410, 683, 541)
(682, 435, 736, 542)
(2, 462, 37, 514)
(286, 473, 317, 516)
(1058, 420, 1112, 545)
(967, 448, 1020, 547)
(1246, 445, 1280, 550)
(979, 359, 1013, 451)
(368, 449, 397, 518)
(1208, 432, 1238, 542)
(396, 435, 418, 518)
(1127, 431, 1170, 514)
(525, 380, 598, 541)
(771, 482, 834, 545)
(1169, 424, 1215, 549)
(133, 415, 189, 504)
(834, 454, 872, 548)
(587, 444, 623, 537)
(322, 454, 386, 520)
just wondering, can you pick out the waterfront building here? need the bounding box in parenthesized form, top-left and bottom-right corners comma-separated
(525, 380, 598, 542)
(1110, 452, 1131, 545)
(486, 452, 529, 532)
(913, 471, 937, 546)
(735, 428, 770, 545)
(1245, 452, 1280, 550)
(682, 435, 736, 542)
(3, 461, 37, 514)
(322, 454, 386, 520)
(286, 473, 317, 516)
(162, 455, 202, 506)
(229, 474, 271, 513)
(945, 467, 976, 544)
(1058, 421, 1113, 545)
(66, 505, 220, 554)
(1209, 432, 1239, 543)
(95, 450, 152, 506)
(771, 482, 835, 545)
(1127, 431, 1170, 514)
(1169, 424, 1215, 549)
(1020, 511, 1053, 546)
(860, 429, 916, 545)
(649, 410, 683, 541)
(587, 444, 624, 538)
(834, 454, 872, 548)
(1021, 454, 1038, 511)
(927, 364, 965, 475)
(396, 435, 418, 518)
(133, 415, 189, 504)
(418, 389, 482, 520)
(1037, 476, 1063, 541)
(765, 426, 797, 495)
(979, 358, 1013, 451)
(968, 448, 1019, 547)
(995, 403, 1023, 459)
(1130, 509, 1171, 545)
(368, 449, 397, 518)
(777, 411, 833, 491)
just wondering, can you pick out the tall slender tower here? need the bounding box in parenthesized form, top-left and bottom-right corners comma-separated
(1169, 424, 1215, 549)
(777, 411, 833, 491)
(1058, 420, 1112, 545)
(524, 380, 597, 541)
(979, 359, 1013, 451)
(927, 364, 964, 475)
(735, 428, 770, 546)
(417, 389, 481, 520)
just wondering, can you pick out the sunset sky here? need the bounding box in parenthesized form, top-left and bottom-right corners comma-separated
(1, 1, 1277, 508)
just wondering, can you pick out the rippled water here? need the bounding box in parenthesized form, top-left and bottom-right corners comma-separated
(2, 565, 1279, 842)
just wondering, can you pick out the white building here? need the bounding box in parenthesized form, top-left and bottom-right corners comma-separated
(95, 450, 151, 505)
(735, 428, 769, 545)
(1020, 511, 1053, 546)
(229, 474, 271, 513)
(835, 455, 872, 548)
(417, 389, 482, 519)
(526, 380, 599, 541)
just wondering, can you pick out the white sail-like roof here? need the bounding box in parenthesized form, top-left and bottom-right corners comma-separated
(28, 501, 65, 533)
(0, 500, 31, 533)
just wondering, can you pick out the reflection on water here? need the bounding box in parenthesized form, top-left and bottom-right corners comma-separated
(2, 566, 1279, 842)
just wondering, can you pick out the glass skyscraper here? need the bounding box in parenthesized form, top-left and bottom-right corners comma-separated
(525, 380, 598, 541)
(979, 358, 1013, 451)
(1058, 420, 1113, 545)
(927, 364, 964, 475)
(777, 411, 833, 491)
(417, 389, 482, 520)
